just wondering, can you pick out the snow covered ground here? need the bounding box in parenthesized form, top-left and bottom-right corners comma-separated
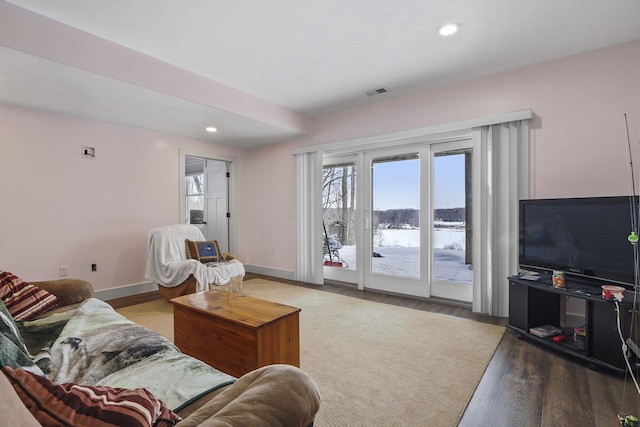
(328, 228, 472, 284)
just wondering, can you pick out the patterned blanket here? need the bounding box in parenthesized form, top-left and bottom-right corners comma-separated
(18, 298, 235, 411)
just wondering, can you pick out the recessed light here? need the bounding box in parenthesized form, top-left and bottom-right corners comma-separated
(205, 126, 218, 133)
(437, 23, 460, 37)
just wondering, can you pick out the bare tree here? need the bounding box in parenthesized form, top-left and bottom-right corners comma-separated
(322, 165, 356, 245)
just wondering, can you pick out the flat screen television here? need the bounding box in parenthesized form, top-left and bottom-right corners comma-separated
(519, 196, 639, 289)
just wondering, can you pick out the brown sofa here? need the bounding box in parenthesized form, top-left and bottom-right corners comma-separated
(1, 279, 321, 427)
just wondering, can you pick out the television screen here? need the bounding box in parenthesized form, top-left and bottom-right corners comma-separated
(519, 196, 638, 288)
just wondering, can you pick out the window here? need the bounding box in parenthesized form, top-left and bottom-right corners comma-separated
(186, 174, 204, 224)
(322, 163, 356, 270)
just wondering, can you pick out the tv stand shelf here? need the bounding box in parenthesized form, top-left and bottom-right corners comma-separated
(508, 276, 635, 373)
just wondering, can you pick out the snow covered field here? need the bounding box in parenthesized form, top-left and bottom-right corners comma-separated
(330, 228, 472, 284)
(375, 228, 466, 250)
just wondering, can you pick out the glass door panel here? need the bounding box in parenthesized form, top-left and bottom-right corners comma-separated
(430, 148, 473, 302)
(371, 154, 420, 279)
(363, 148, 426, 296)
(323, 160, 357, 283)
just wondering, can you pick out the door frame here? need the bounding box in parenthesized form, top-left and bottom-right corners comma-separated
(321, 133, 475, 302)
(179, 148, 239, 255)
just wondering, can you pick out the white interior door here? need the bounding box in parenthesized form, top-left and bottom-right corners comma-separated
(204, 160, 229, 252)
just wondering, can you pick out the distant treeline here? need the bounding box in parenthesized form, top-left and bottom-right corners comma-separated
(374, 208, 464, 228)
(324, 207, 465, 229)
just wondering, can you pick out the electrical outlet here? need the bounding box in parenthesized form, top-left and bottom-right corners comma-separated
(59, 265, 68, 277)
(91, 263, 97, 272)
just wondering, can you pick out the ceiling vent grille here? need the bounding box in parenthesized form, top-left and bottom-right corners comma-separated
(365, 87, 389, 96)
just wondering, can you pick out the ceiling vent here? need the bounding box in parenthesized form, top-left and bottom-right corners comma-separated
(365, 87, 389, 96)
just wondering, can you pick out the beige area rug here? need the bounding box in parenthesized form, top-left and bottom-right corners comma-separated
(117, 278, 505, 427)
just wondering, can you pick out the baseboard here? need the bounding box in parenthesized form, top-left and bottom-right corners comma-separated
(244, 264, 294, 281)
(94, 281, 158, 301)
(95, 267, 293, 301)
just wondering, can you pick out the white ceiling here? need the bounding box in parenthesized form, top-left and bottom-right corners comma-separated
(2, 0, 640, 148)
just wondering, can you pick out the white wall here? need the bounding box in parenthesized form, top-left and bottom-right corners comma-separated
(242, 143, 297, 274)
(0, 104, 246, 291)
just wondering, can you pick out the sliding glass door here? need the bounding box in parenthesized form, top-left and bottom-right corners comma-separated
(321, 139, 473, 303)
(363, 147, 427, 296)
(359, 141, 473, 302)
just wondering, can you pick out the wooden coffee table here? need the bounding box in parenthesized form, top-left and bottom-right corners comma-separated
(170, 290, 301, 377)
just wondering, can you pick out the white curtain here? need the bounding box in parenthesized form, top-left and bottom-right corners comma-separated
(472, 120, 529, 316)
(294, 151, 324, 284)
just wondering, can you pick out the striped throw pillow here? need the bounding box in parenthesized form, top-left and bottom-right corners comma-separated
(0, 271, 60, 321)
(2, 366, 180, 427)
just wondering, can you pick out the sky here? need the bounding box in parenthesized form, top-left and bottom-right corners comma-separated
(372, 154, 466, 210)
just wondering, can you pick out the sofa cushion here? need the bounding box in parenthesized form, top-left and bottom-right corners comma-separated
(31, 278, 94, 307)
(185, 240, 221, 263)
(2, 366, 181, 427)
(0, 271, 60, 321)
(175, 364, 321, 427)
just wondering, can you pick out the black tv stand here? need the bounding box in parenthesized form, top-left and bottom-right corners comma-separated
(508, 275, 636, 373)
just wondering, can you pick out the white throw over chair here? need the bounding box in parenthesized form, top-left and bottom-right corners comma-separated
(145, 224, 244, 299)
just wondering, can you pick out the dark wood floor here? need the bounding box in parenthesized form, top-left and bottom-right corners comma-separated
(109, 273, 640, 426)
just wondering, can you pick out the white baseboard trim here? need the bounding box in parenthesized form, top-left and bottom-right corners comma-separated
(95, 267, 294, 301)
(244, 265, 294, 281)
(94, 281, 158, 301)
